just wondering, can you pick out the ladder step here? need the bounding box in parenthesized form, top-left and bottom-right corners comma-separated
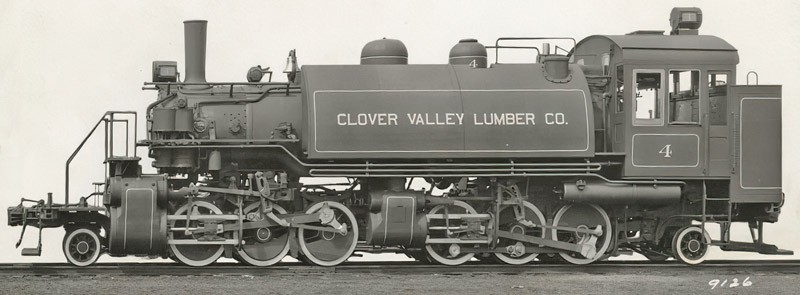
(705, 198, 730, 201)
(21, 247, 41, 256)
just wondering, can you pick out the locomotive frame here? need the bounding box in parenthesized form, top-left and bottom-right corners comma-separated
(6, 6, 793, 267)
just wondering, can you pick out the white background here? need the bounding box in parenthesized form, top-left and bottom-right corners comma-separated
(0, 0, 798, 263)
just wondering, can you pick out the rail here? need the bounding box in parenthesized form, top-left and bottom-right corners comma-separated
(65, 111, 137, 205)
(142, 81, 293, 97)
(488, 37, 577, 64)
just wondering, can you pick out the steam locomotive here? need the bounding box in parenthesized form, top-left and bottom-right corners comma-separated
(8, 7, 792, 267)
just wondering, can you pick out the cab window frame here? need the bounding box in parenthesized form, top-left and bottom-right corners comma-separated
(632, 69, 666, 126)
(615, 65, 625, 113)
(707, 71, 730, 126)
(668, 68, 702, 126)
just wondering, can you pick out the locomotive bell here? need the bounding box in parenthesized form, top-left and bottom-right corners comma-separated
(448, 39, 487, 68)
(360, 38, 408, 65)
(283, 49, 299, 83)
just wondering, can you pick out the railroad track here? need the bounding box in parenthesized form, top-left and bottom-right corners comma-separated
(2, 260, 798, 277)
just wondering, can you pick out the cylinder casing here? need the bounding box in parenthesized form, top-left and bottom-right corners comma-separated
(365, 190, 427, 246)
(106, 175, 168, 256)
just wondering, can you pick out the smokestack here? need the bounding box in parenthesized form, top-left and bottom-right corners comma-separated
(183, 20, 209, 89)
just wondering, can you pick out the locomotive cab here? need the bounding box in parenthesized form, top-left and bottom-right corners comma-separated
(573, 33, 782, 203)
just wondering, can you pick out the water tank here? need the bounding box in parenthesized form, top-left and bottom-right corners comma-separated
(449, 39, 487, 68)
(360, 38, 408, 65)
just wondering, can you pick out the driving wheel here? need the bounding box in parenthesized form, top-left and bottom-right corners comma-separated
(551, 204, 612, 265)
(169, 201, 225, 267)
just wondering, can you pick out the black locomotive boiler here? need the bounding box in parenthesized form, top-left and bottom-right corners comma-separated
(8, 7, 792, 267)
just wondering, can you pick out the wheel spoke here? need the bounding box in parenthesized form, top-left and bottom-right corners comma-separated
(298, 202, 358, 266)
(63, 228, 101, 266)
(672, 226, 710, 265)
(168, 201, 225, 267)
(494, 201, 546, 265)
(552, 204, 612, 265)
(236, 202, 291, 266)
(424, 200, 477, 266)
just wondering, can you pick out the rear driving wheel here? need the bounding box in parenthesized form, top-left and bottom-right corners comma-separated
(551, 204, 612, 265)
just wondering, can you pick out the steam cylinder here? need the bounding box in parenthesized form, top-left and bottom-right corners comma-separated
(183, 20, 209, 88)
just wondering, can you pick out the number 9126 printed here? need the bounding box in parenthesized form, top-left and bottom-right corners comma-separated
(709, 277, 752, 289)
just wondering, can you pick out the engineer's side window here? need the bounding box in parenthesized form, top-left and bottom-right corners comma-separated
(669, 70, 700, 124)
(633, 70, 664, 125)
(708, 72, 729, 126)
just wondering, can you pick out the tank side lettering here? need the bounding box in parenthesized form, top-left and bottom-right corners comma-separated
(336, 113, 549, 126)
(337, 113, 398, 126)
(473, 113, 535, 125)
(406, 113, 464, 125)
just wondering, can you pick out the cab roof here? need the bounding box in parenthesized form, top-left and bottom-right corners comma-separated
(573, 34, 739, 65)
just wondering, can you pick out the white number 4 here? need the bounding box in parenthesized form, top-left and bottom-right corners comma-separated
(659, 144, 673, 158)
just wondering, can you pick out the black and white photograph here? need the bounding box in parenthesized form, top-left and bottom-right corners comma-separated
(0, 1, 798, 294)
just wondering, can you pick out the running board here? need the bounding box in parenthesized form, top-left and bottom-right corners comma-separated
(718, 241, 794, 255)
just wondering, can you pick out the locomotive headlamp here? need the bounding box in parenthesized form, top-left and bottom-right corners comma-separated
(670, 7, 702, 35)
(152, 61, 178, 82)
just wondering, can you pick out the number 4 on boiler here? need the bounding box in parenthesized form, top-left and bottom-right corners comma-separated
(659, 144, 673, 158)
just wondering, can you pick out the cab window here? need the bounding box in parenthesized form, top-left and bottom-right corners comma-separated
(633, 70, 664, 125)
(669, 70, 700, 124)
(708, 72, 729, 125)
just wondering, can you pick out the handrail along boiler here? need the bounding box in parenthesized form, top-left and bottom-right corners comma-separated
(7, 7, 792, 267)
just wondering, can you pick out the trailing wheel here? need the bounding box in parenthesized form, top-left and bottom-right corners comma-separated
(235, 203, 291, 266)
(297, 201, 358, 266)
(169, 201, 225, 267)
(551, 204, 612, 265)
(63, 228, 102, 267)
(493, 201, 546, 265)
(671, 226, 711, 265)
(424, 200, 478, 266)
